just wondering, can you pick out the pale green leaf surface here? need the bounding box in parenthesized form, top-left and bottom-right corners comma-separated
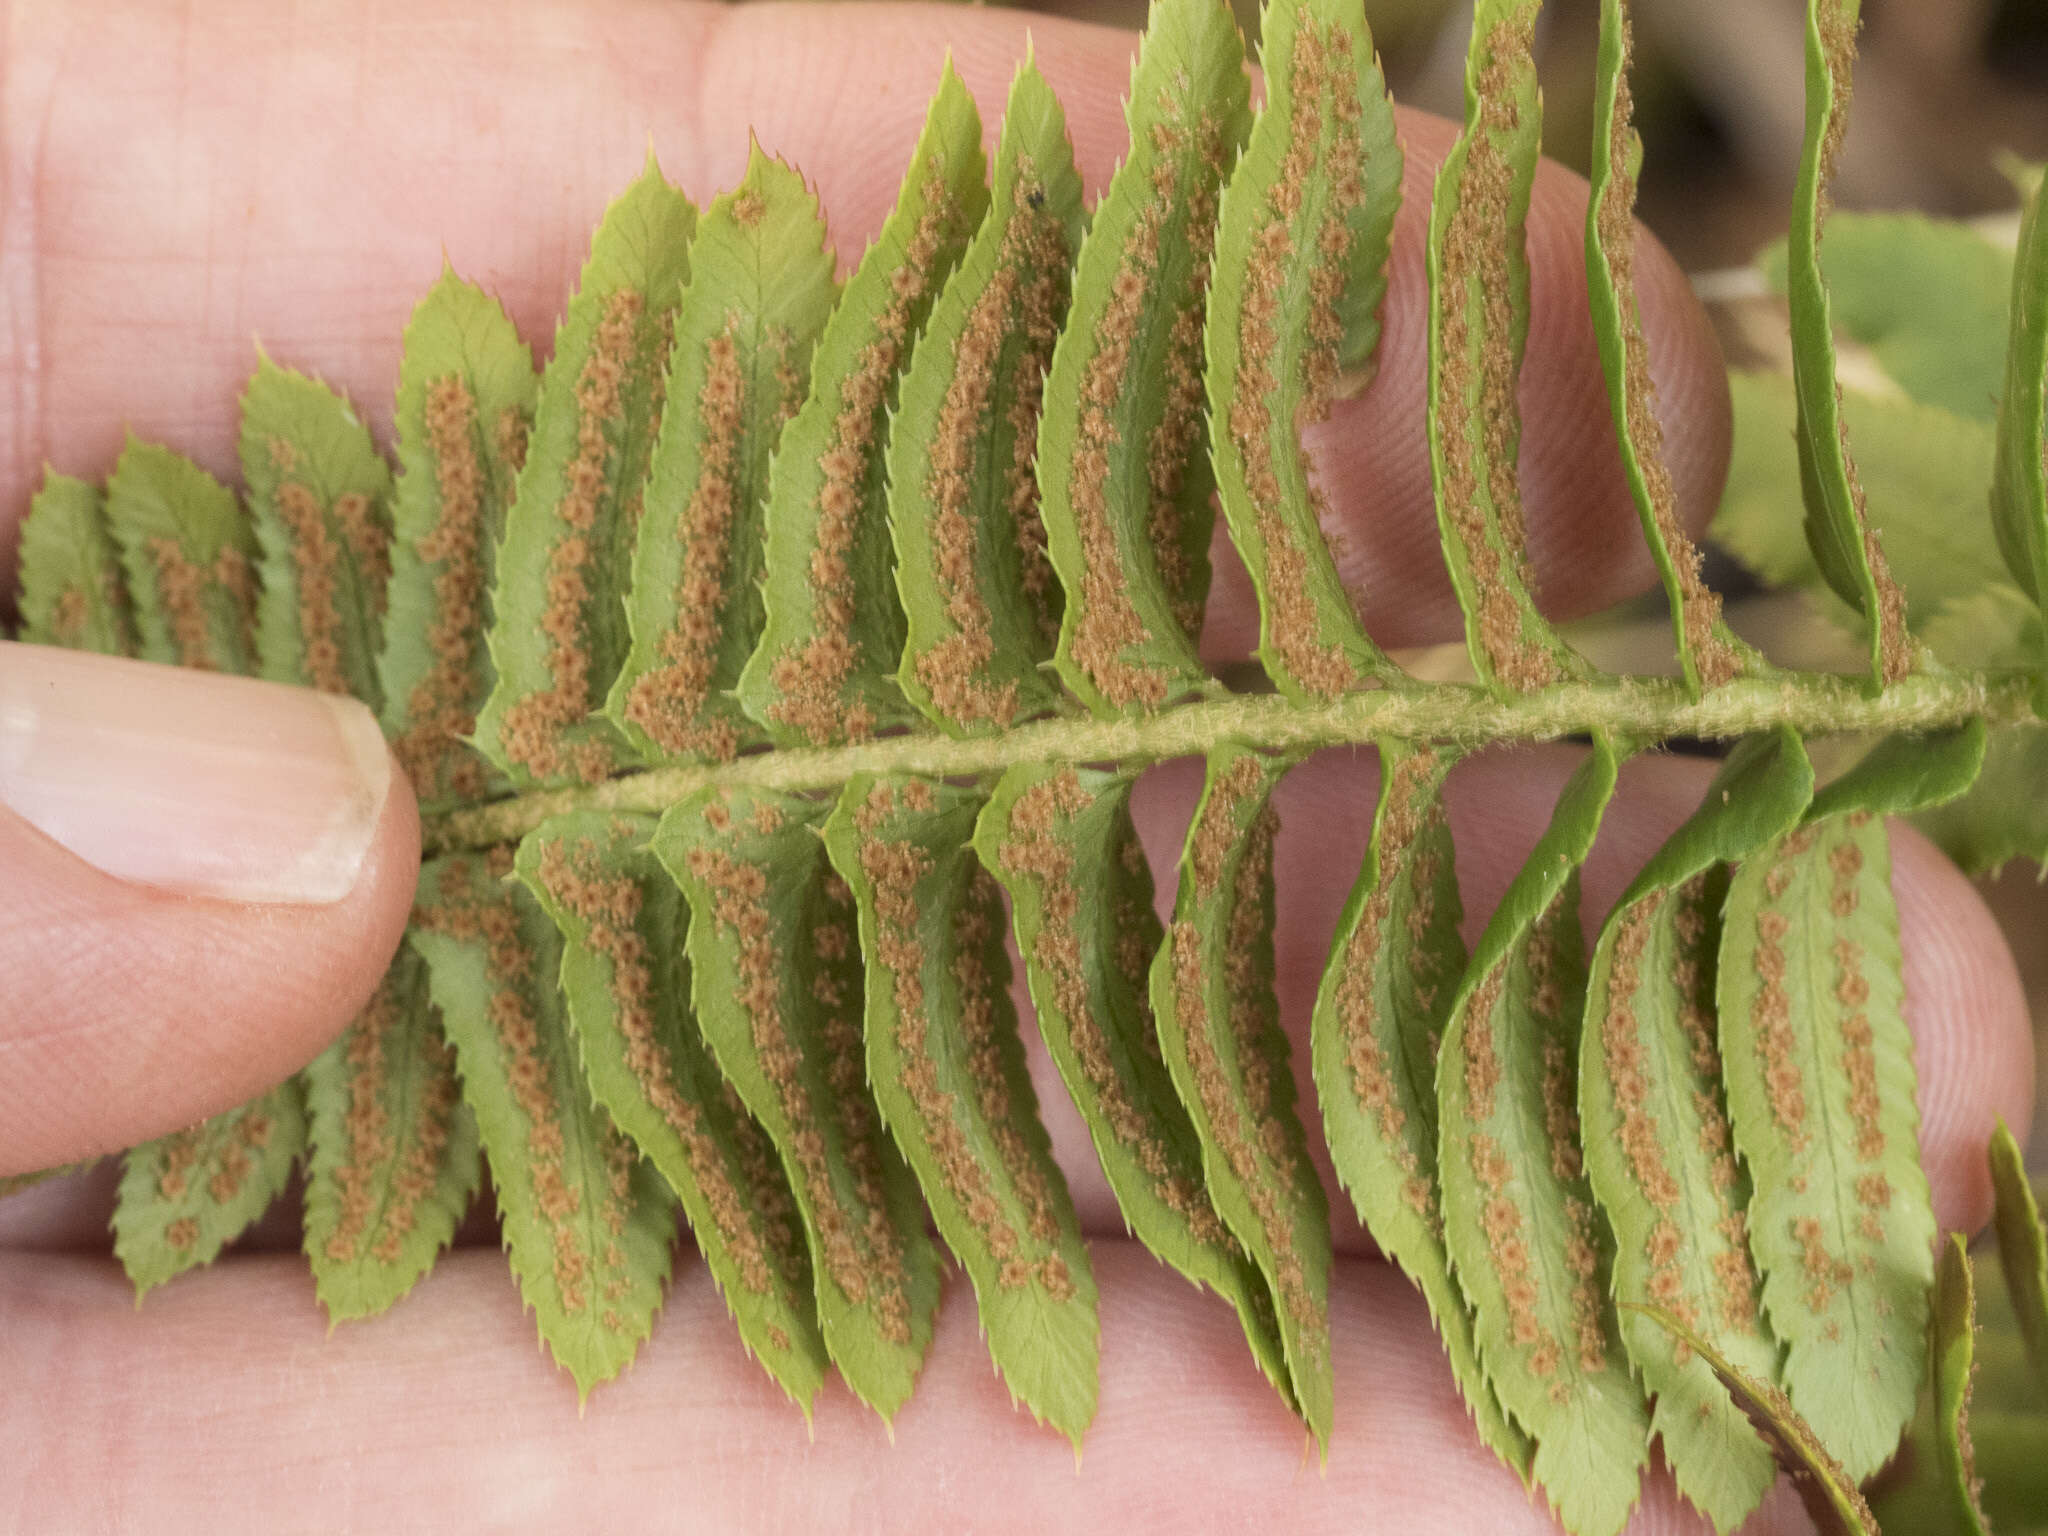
(1716, 371, 2004, 631)
(1307, 740, 1528, 1473)
(1579, 729, 1814, 1533)
(1037, 0, 1251, 716)
(974, 763, 1294, 1405)
(605, 147, 838, 765)
(240, 355, 393, 705)
(377, 271, 538, 810)
(104, 438, 258, 672)
(114, 1082, 307, 1299)
(1148, 745, 1334, 1447)
(1758, 213, 2014, 421)
(518, 810, 831, 1413)
(890, 62, 1083, 736)
(473, 162, 697, 788)
(303, 946, 480, 1322)
(737, 66, 987, 748)
(18, 472, 137, 654)
(654, 787, 942, 1421)
(1914, 591, 2048, 870)
(823, 774, 1099, 1445)
(1989, 176, 2048, 712)
(1585, 0, 1753, 695)
(1784, 0, 1916, 689)
(1990, 1118, 2048, 1399)
(1204, 0, 1404, 702)
(1428, 0, 1592, 696)
(1715, 724, 1983, 1481)
(1627, 1304, 1879, 1536)
(1438, 734, 1650, 1536)
(410, 853, 676, 1399)
(1932, 1235, 1992, 1536)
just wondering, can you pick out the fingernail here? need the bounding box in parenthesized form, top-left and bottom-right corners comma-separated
(0, 642, 391, 904)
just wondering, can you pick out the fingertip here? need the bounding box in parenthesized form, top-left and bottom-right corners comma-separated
(1889, 818, 2034, 1235)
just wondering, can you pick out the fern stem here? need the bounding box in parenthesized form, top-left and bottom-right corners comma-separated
(427, 669, 2036, 854)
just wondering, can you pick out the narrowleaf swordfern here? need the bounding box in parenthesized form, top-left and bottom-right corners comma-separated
(12, 0, 2048, 1531)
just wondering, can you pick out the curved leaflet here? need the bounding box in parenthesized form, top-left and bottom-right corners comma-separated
(1716, 723, 1984, 1479)
(889, 61, 1084, 737)
(1036, 0, 1251, 715)
(518, 810, 831, 1412)
(736, 67, 987, 747)
(377, 272, 538, 810)
(1427, 0, 1591, 696)
(302, 947, 479, 1322)
(975, 763, 1294, 1403)
(1578, 728, 1813, 1533)
(1308, 741, 1528, 1472)
(1437, 735, 1649, 1536)
(606, 147, 838, 765)
(1205, 0, 1404, 701)
(1148, 745, 1334, 1448)
(654, 788, 941, 1420)
(824, 775, 1099, 1445)
(1784, 0, 1916, 690)
(410, 853, 676, 1400)
(472, 162, 697, 787)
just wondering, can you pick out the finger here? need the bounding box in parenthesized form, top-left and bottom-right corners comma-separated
(0, 645, 419, 1174)
(0, 1243, 1813, 1535)
(3, 0, 1728, 647)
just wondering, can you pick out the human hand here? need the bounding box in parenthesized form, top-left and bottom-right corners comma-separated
(0, 3, 2031, 1530)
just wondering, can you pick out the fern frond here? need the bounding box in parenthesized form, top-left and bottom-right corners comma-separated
(11, 0, 2048, 1519)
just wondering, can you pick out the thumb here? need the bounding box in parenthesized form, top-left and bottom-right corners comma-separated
(0, 643, 418, 1175)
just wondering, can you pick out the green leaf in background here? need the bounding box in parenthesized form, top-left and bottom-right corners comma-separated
(824, 775, 1099, 1445)
(976, 763, 1294, 1403)
(518, 810, 832, 1413)
(472, 162, 696, 789)
(1148, 746, 1334, 1447)
(889, 61, 1083, 737)
(1586, 0, 1751, 694)
(606, 145, 838, 765)
(411, 852, 677, 1400)
(1716, 371, 2005, 630)
(18, 472, 136, 654)
(1204, 0, 1404, 702)
(1783, 0, 1915, 690)
(378, 271, 538, 811)
(1915, 589, 2048, 872)
(303, 946, 480, 1323)
(1438, 735, 1650, 1536)
(1308, 741, 1528, 1473)
(737, 65, 987, 748)
(655, 787, 942, 1421)
(1990, 1118, 2048, 1399)
(1628, 1303, 1879, 1536)
(1037, 0, 1251, 715)
(240, 355, 393, 705)
(1990, 174, 2048, 714)
(1930, 1235, 1992, 1536)
(1427, 0, 1591, 696)
(104, 438, 258, 672)
(1579, 729, 1814, 1533)
(1758, 213, 2014, 421)
(113, 1082, 307, 1299)
(1716, 724, 1983, 1481)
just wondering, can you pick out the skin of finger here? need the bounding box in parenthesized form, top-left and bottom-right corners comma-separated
(0, 772, 419, 1176)
(0, 1242, 1815, 1535)
(1, 0, 1726, 646)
